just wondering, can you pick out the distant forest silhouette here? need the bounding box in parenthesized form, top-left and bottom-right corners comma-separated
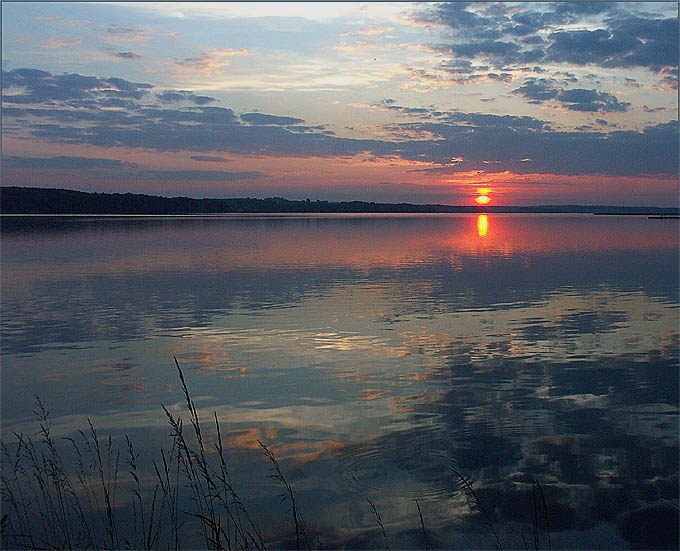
(1, 186, 678, 215)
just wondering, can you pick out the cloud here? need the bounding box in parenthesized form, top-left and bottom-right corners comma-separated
(357, 27, 394, 36)
(157, 90, 217, 105)
(552, 1, 620, 19)
(3, 68, 677, 178)
(487, 72, 513, 83)
(109, 50, 142, 60)
(659, 66, 678, 90)
(2, 68, 153, 104)
(396, 119, 678, 176)
(373, 100, 435, 117)
(445, 40, 521, 59)
(1, 156, 265, 182)
(173, 48, 247, 77)
(415, 2, 503, 39)
(546, 17, 678, 72)
(2, 155, 137, 169)
(101, 47, 143, 60)
(414, 3, 677, 75)
(512, 78, 560, 103)
(241, 113, 305, 126)
(190, 155, 231, 163)
(286, 125, 331, 134)
(437, 59, 482, 75)
(41, 39, 81, 49)
(105, 25, 151, 41)
(212, 48, 248, 57)
(137, 170, 267, 181)
(512, 79, 630, 112)
(557, 88, 629, 112)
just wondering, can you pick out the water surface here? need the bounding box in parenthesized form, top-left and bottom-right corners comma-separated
(2, 214, 678, 548)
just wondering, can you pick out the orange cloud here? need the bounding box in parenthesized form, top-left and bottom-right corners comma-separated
(358, 27, 394, 36)
(212, 48, 248, 57)
(172, 48, 247, 77)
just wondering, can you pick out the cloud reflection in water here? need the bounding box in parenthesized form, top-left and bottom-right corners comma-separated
(1, 214, 677, 548)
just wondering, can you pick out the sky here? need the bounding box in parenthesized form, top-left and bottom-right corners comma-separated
(1, 1, 678, 206)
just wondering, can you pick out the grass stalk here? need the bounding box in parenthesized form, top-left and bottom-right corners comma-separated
(259, 440, 311, 550)
(415, 499, 429, 550)
(536, 479, 551, 551)
(367, 498, 390, 550)
(449, 466, 502, 551)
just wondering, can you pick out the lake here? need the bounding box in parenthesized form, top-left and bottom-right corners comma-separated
(1, 214, 678, 549)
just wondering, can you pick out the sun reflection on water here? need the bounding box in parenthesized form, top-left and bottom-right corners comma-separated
(477, 214, 488, 237)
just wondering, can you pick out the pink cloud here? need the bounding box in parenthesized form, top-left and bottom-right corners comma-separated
(172, 48, 247, 77)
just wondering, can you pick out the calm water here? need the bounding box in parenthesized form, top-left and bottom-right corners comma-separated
(1, 214, 678, 549)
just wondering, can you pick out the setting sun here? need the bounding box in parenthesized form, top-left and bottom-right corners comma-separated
(475, 195, 491, 205)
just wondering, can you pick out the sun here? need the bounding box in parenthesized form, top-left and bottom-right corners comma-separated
(475, 195, 491, 205)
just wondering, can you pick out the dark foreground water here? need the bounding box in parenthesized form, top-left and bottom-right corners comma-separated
(1, 214, 678, 549)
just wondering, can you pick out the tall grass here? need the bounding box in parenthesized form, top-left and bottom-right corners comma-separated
(1, 358, 550, 550)
(1, 358, 271, 550)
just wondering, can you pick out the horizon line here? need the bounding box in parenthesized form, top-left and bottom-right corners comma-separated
(2, 186, 678, 211)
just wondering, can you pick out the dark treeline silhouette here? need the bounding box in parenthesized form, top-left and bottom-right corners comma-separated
(1, 186, 678, 215)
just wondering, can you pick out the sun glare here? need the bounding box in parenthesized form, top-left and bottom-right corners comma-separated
(475, 195, 491, 205)
(477, 214, 488, 237)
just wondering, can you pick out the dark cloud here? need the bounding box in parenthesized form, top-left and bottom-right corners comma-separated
(105, 25, 150, 38)
(2, 105, 146, 125)
(439, 40, 520, 59)
(659, 66, 678, 90)
(190, 155, 231, 163)
(408, 61, 518, 86)
(558, 88, 629, 112)
(546, 17, 678, 72)
(157, 90, 217, 105)
(512, 79, 630, 112)
(113, 51, 142, 60)
(441, 110, 551, 130)
(377, 99, 435, 117)
(2, 155, 137, 170)
(3, 68, 676, 178)
(437, 59, 482, 75)
(554, 2, 620, 17)
(286, 125, 331, 134)
(1, 68, 153, 104)
(415, 2, 504, 39)
(415, 4, 676, 75)
(101, 47, 142, 60)
(487, 72, 513, 82)
(521, 36, 546, 46)
(136, 106, 238, 125)
(512, 78, 560, 103)
(1, 155, 265, 182)
(137, 170, 267, 181)
(399, 119, 678, 176)
(240, 113, 305, 125)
